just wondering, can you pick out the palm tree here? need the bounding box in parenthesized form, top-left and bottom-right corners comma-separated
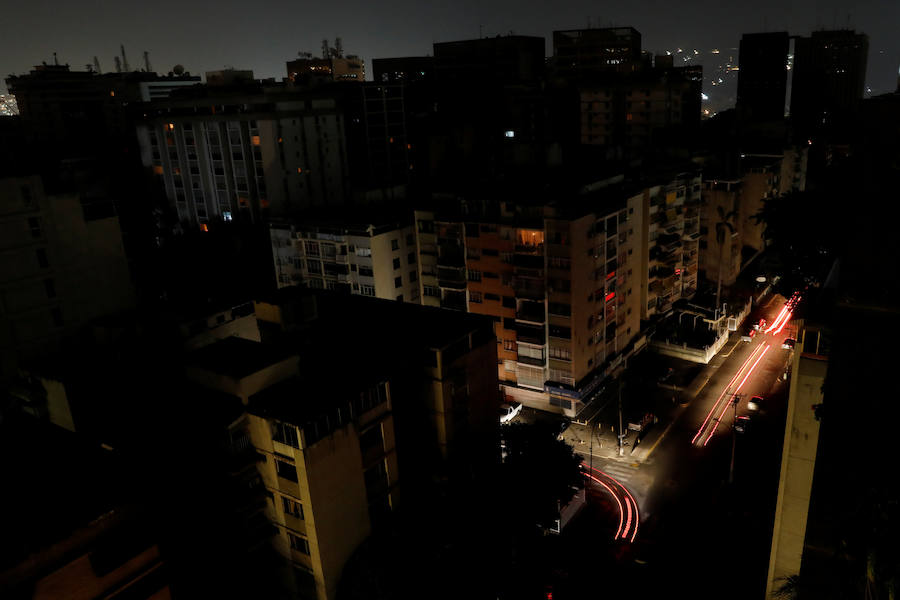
(714, 205, 738, 317)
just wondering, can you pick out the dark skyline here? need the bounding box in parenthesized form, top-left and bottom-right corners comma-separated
(3, 0, 898, 101)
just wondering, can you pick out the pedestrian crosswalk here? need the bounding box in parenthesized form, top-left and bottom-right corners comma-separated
(595, 460, 640, 486)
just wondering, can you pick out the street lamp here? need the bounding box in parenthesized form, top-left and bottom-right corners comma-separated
(729, 393, 742, 484)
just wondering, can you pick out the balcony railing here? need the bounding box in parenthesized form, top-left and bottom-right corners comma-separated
(516, 354, 546, 367)
(516, 324, 546, 345)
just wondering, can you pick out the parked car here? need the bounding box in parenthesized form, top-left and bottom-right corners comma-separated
(499, 402, 522, 424)
(754, 318, 767, 331)
(735, 415, 751, 434)
(782, 338, 796, 350)
(741, 327, 757, 342)
(747, 396, 764, 411)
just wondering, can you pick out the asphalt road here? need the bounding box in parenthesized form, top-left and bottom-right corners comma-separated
(549, 294, 798, 599)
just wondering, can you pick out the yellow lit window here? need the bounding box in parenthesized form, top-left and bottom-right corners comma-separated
(109, 91, 115, 97)
(252, 135, 261, 146)
(152, 165, 163, 175)
(277, 137, 283, 143)
(168, 123, 175, 130)
(200, 223, 209, 232)
(297, 167, 303, 173)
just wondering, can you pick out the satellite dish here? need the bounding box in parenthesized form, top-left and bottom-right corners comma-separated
(173, 64, 185, 75)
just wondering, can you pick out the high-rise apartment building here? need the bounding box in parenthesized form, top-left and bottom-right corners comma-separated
(5, 64, 199, 163)
(553, 27, 644, 76)
(790, 30, 869, 140)
(577, 66, 702, 154)
(287, 41, 365, 84)
(0, 176, 134, 378)
(736, 32, 790, 123)
(136, 78, 350, 226)
(269, 215, 419, 302)
(552, 28, 702, 158)
(637, 172, 703, 319)
(413, 180, 645, 415)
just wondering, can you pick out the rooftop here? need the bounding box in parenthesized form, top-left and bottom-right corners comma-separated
(187, 336, 296, 379)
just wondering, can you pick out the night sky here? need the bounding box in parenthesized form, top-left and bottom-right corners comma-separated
(3, 0, 898, 103)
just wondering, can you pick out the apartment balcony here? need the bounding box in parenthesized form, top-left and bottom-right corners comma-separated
(437, 250, 465, 268)
(513, 253, 545, 270)
(516, 354, 546, 367)
(515, 323, 546, 345)
(513, 278, 545, 300)
(516, 308, 546, 324)
(437, 266, 466, 289)
(276, 475, 301, 499)
(283, 513, 307, 536)
(515, 242, 544, 255)
(441, 290, 467, 311)
(420, 243, 438, 256)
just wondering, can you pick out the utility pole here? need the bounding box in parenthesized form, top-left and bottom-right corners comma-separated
(617, 379, 625, 457)
(729, 393, 742, 484)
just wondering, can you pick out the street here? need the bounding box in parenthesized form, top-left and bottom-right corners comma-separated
(544, 292, 799, 598)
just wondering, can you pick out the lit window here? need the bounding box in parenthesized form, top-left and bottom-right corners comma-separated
(505, 130, 515, 138)
(223, 211, 233, 221)
(252, 135, 261, 145)
(200, 223, 209, 232)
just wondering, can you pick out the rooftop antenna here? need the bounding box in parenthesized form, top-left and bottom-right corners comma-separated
(93, 56, 101, 73)
(53, 52, 59, 66)
(143, 51, 152, 73)
(114, 56, 122, 73)
(321, 39, 329, 59)
(335, 37, 343, 58)
(120, 44, 130, 72)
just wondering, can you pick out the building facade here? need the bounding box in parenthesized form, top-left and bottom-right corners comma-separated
(270, 218, 419, 302)
(0, 176, 134, 378)
(413, 184, 644, 416)
(736, 32, 790, 123)
(136, 81, 350, 227)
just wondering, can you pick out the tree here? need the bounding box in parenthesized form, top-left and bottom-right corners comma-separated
(715, 206, 738, 315)
(499, 422, 584, 531)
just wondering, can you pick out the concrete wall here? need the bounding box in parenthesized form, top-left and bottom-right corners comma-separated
(765, 332, 826, 598)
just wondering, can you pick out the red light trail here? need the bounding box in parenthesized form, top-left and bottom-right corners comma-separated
(691, 342, 766, 445)
(583, 464, 640, 542)
(704, 343, 771, 445)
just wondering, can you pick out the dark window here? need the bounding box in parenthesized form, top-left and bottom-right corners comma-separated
(273, 422, 299, 448)
(393, 258, 401, 269)
(28, 217, 42, 238)
(406, 233, 414, 245)
(36, 248, 49, 268)
(275, 459, 298, 482)
(407, 252, 416, 265)
(502, 296, 515, 308)
(482, 248, 499, 256)
(44, 279, 56, 299)
(282, 496, 304, 519)
(51, 308, 63, 327)
(391, 239, 399, 251)
(394, 276, 402, 288)
(409, 271, 417, 283)
(288, 533, 310, 554)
